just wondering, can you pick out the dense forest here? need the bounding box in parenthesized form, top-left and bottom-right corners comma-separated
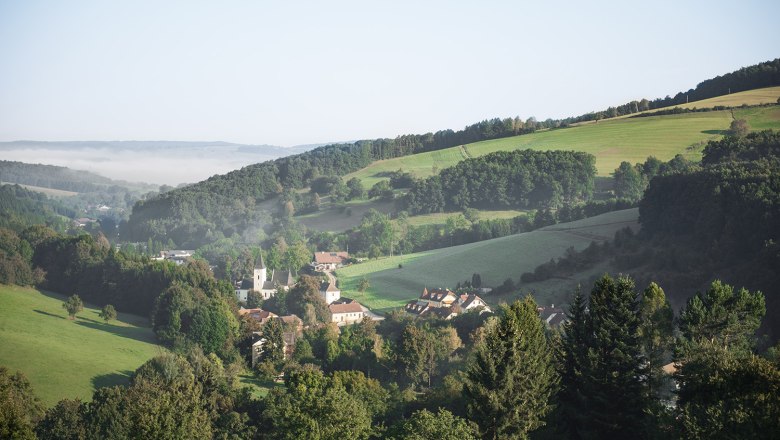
(0, 185, 74, 232)
(402, 150, 595, 214)
(124, 59, 780, 248)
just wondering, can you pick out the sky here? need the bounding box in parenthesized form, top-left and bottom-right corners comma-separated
(1, 0, 779, 147)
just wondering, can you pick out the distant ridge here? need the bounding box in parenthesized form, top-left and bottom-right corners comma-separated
(0, 140, 314, 155)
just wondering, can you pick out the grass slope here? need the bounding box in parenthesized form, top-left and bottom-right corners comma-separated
(644, 86, 780, 112)
(336, 208, 639, 311)
(345, 103, 780, 187)
(0, 286, 163, 406)
(1, 182, 78, 198)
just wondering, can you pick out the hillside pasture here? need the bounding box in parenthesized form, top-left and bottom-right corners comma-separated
(336, 208, 639, 311)
(296, 198, 396, 233)
(0, 286, 162, 406)
(344, 100, 780, 186)
(1, 181, 78, 198)
(652, 86, 780, 111)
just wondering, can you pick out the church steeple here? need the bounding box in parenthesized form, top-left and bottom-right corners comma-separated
(253, 252, 267, 292)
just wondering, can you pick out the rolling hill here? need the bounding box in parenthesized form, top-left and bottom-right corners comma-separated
(0, 286, 163, 406)
(344, 102, 780, 188)
(335, 208, 639, 311)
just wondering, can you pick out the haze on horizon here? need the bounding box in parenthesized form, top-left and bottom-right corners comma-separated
(0, 0, 779, 148)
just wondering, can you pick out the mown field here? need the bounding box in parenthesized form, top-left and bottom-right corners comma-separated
(645, 86, 780, 112)
(1, 181, 78, 198)
(0, 286, 162, 406)
(344, 98, 780, 187)
(335, 208, 639, 311)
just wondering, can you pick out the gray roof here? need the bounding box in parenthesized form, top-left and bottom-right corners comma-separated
(272, 270, 295, 286)
(255, 253, 266, 270)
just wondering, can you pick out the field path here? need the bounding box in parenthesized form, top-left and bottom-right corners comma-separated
(459, 145, 472, 159)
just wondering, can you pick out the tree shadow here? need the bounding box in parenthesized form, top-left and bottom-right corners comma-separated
(33, 309, 67, 319)
(76, 314, 103, 324)
(75, 320, 157, 345)
(91, 370, 134, 390)
(702, 129, 728, 135)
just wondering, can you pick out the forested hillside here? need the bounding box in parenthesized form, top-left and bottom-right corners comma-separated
(124, 59, 780, 248)
(0, 185, 74, 232)
(403, 150, 595, 214)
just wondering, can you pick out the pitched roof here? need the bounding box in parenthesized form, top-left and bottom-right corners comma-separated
(271, 269, 295, 286)
(429, 306, 458, 319)
(238, 308, 277, 321)
(329, 302, 364, 314)
(320, 281, 340, 292)
(313, 251, 349, 264)
(404, 300, 430, 316)
(459, 294, 488, 309)
(420, 288, 456, 302)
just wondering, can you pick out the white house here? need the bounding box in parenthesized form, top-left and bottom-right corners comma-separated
(329, 301, 364, 326)
(320, 281, 341, 304)
(312, 251, 349, 272)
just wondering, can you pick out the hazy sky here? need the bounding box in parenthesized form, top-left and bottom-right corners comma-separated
(1, 0, 778, 147)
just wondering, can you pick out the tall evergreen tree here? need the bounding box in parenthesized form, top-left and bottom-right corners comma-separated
(464, 296, 557, 439)
(556, 288, 589, 438)
(582, 274, 647, 439)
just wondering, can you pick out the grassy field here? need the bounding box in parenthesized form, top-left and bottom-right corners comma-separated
(648, 86, 780, 111)
(344, 102, 780, 187)
(335, 208, 639, 311)
(1, 181, 78, 198)
(297, 198, 396, 233)
(0, 286, 163, 406)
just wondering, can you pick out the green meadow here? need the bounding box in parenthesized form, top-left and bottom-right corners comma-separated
(649, 86, 780, 111)
(335, 208, 639, 311)
(0, 286, 163, 406)
(344, 101, 780, 187)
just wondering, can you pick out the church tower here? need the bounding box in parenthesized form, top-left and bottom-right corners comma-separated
(253, 253, 267, 292)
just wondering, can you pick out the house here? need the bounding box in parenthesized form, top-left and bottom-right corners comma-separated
(428, 305, 459, 320)
(405, 288, 491, 320)
(420, 288, 458, 308)
(252, 254, 296, 300)
(153, 250, 195, 266)
(329, 301, 365, 326)
(238, 307, 277, 325)
(458, 294, 491, 313)
(312, 251, 349, 272)
(320, 281, 341, 304)
(250, 314, 303, 366)
(537, 305, 567, 328)
(74, 217, 97, 228)
(234, 279, 254, 303)
(404, 300, 432, 317)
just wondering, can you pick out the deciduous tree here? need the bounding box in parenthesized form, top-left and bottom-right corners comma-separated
(62, 294, 83, 320)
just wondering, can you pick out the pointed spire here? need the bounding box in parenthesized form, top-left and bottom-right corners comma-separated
(255, 252, 266, 270)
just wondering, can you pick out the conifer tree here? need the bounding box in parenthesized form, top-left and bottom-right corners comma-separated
(556, 288, 589, 437)
(582, 274, 647, 439)
(464, 296, 557, 439)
